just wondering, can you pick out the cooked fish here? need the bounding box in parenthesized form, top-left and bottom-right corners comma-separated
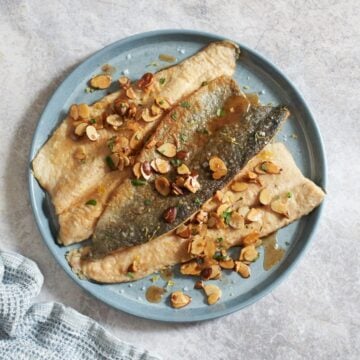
(67, 143, 325, 283)
(32, 41, 240, 245)
(91, 77, 289, 257)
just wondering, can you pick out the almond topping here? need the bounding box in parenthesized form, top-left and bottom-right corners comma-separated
(240, 245, 258, 262)
(129, 131, 142, 150)
(177, 164, 190, 175)
(137, 72, 154, 90)
(209, 156, 227, 172)
(203, 284, 222, 305)
(78, 103, 90, 119)
(126, 87, 137, 99)
(180, 260, 201, 276)
(228, 212, 244, 229)
(176, 150, 188, 160)
(246, 170, 258, 180)
(74, 122, 88, 136)
(140, 161, 152, 180)
(194, 280, 204, 289)
(106, 114, 123, 127)
(212, 169, 228, 180)
(242, 232, 260, 246)
(270, 198, 289, 217)
(69, 104, 79, 120)
(90, 74, 112, 89)
(119, 76, 130, 89)
(132, 162, 141, 179)
(151, 104, 161, 116)
(259, 188, 272, 205)
(235, 261, 251, 278)
(151, 158, 171, 174)
(141, 108, 162, 123)
(219, 259, 235, 270)
(155, 97, 171, 110)
(164, 206, 177, 223)
(155, 176, 171, 196)
(184, 175, 201, 193)
(189, 235, 206, 256)
(195, 210, 208, 223)
(259, 161, 282, 174)
(170, 291, 191, 309)
(175, 224, 191, 238)
(231, 182, 249, 192)
(157, 143, 177, 158)
(246, 208, 263, 222)
(85, 125, 99, 141)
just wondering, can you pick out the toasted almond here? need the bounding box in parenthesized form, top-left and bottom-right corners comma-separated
(259, 188, 272, 205)
(141, 108, 162, 123)
(78, 103, 90, 119)
(231, 182, 249, 192)
(184, 175, 201, 193)
(132, 162, 141, 179)
(145, 138, 157, 149)
(235, 261, 251, 278)
(212, 169, 228, 180)
(216, 203, 230, 217)
(137, 72, 154, 90)
(254, 163, 267, 175)
(229, 212, 244, 229)
(126, 87, 137, 99)
(259, 161, 282, 174)
(73, 147, 86, 160)
(271, 198, 289, 217)
(175, 224, 191, 238)
(204, 238, 217, 259)
(74, 122, 88, 136)
(194, 280, 204, 289)
(155, 97, 171, 110)
(240, 245, 258, 262)
(191, 223, 207, 237)
(203, 284, 222, 305)
(196, 210, 208, 223)
(85, 125, 99, 141)
(189, 235, 206, 256)
(177, 164, 190, 175)
(157, 143, 177, 158)
(115, 136, 130, 153)
(129, 131, 142, 150)
(155, 176, 170, 196)
(140, 161, 152, 180)
(213, 190, 223, 202)
(170, 291, 191, 309)
(151, 104, 161, 116)
(106, 114, 123, 127)
(246, 208, 263, 223)
(171, 183, 184, 196)
(246, 170, 258, 180)
(69, 104, 79, 120)
(118, 76, 130, 89)
(209, 156, 227, 172)
(219, 259, 235, 270)
(180, 260, 201, 276)
(153, 158, 171, 174)
(242, 232, 260, 246)
(90, 74, 112, 89)
(128, 261, 138, 273)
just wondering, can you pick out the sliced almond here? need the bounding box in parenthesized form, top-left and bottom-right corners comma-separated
(216, 203, 230, 217)
(194, 280, 204, 289)
(155, 176, 170, 196)
(231, 182, 249, 192)
(242, 232, 260, 246)
(254, 163, 267, 175)
(240, 245, 258, 262)
(219, 258, 235, 270)
(180, 260, 201, 276)
(212, 169, 228, 180)
(170, 291, 191, 309)
(152, 158, 171, 174)
(184, 175, 201, 193)
(177, 164, 190, 175)
(213, 190, 223, 202)
(90, 74, 112, 89)
(235, 261, 251, 278)
(132, 162, 141, 179)
(106, 114, 123, 127)
(209, 156, 227, 172)
(129, 131, 142, 150)
(246, 170, 258, 180)
(69, 104, 79, 120)
(259, 161, 282, 174)
(271, 198, 289, 217)
(157, 143, 177, 158)
(155, 97, 171, 110)
(229, 212, 244, 229)
(259, 188, 272, 205)
(126, 87, 137, 99)
(203, 284, 222, 305)
(140, 161, 152, 180)
(127, 260, 138, 273)
(246, 208, 263, 223)
(189, 235, 206, 256)
(141, 108, 162, 123)
(77, 103, 90, 119)
(85, 125, 99, 141)
(74, 122, 88, 136)
(195, 210, 208, 223)
(118, 76, 130, 89)
(204, 238, 217, 259)
(151, 104, 161, 116)
(222, 191, 235, 204)
(175, 224, 191, 238)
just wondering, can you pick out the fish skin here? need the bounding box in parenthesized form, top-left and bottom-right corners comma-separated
(91, 77, 289, 257)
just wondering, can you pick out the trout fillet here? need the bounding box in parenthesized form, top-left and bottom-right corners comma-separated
(67, 143, 325, 283)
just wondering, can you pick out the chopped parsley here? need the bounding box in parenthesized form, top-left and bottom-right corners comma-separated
(261, 163, 268, 172)
(89, 118, 96, 124)
(194, 197, 202, 206)
(287, 192, 293, 198)
(221, 209, 232, 225)
(179, 133, 187, 142)
(107, 136, 117, 151)
(213, 252, 227, 261)
(216, 237, 224, 243)
(144, 199, 152, 206)
(131, 179, 146, 186)
(105, 155, 117, 170)
(167, 280, 175, 287)
(127, 272, 134, 279)
(171, 112, 178, 121)
(159, 77, 166, 85)
(170, 158, 182, 167)
(151, 275, 159, 282)
(180, 101, 190, 109)
(216, 108, 226, 117)
(85, 199, 97, 206)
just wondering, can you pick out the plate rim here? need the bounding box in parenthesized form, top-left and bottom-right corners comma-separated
(28, 29, 327, 322)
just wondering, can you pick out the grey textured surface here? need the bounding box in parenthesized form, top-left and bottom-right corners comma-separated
(0, 0, 359, 359)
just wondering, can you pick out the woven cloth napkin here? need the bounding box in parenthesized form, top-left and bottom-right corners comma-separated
(0, 251, 160, 360)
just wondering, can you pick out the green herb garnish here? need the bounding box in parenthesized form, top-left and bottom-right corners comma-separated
(201, 81, 208, 87)
(127, 272, 134, 279)
(131, 179, 146, 186)
(179, 133, 187, 142)
(216, 108, 226, 117)
(180, 101, 190, 109)
(107, 136, 117, 151)
(243, 85, 250, 90)
(216, 237, 224, 243)
(221, 209, 232, 225)
(287, 192, 292, 198)
(105, 155, 117, 170)
(213, 252, 227, 261)
(167, 280, 175, 287)
(89, 118, 96, 124)
(171, 112, 178, 121)
(159, 77, 166, 85)
(261, 163, 268, 171)
(194, 197, 202, 206)
(170, 159, 182, 167)
(144, 199, 152, 206)
(85, 199, 97, 206)
(151, 275, 159, 282)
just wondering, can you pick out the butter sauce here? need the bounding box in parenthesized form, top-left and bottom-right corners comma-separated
(262, 232, 285, 270)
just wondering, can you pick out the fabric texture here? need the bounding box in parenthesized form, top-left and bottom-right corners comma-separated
(0, 251, 160, 360)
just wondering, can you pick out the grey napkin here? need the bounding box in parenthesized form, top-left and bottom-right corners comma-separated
(0, 251, 160, 360)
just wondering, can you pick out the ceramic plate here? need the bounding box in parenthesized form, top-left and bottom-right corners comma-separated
(29, 30, 326, 322)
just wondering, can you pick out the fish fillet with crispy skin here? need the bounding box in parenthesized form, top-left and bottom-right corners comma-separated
(32, 41, 240, 245)
(67, 143, 325, 283)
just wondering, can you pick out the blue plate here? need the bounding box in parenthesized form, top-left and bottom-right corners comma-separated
(28, 30, 326, 322)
